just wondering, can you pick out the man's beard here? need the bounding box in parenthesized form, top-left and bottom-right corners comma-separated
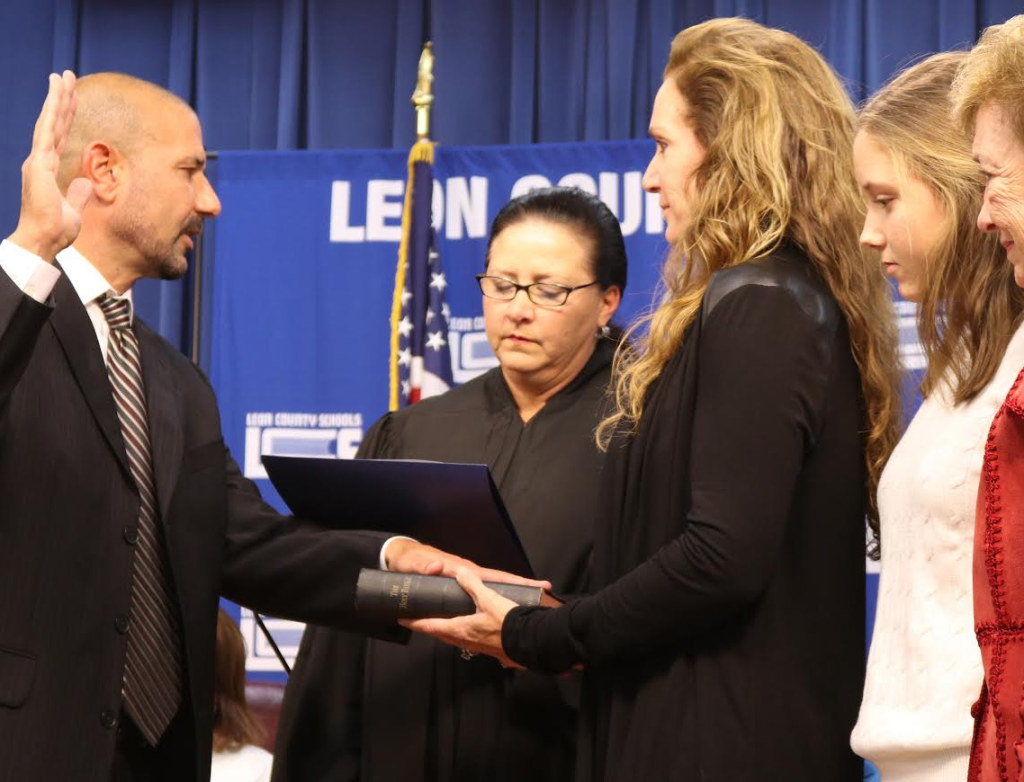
(154, 249, 188, 280)
(154, 223, 201, 280)
(111, 202, 201, 281)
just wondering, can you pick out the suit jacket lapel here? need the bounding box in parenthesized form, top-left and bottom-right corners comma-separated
(136, 322, 183, 524)
(48, 272, 132, 479)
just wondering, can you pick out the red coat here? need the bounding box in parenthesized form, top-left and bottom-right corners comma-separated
(971, 365, 1024, 782)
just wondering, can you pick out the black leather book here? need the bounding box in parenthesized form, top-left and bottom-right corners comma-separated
(356, 568, 543, 621)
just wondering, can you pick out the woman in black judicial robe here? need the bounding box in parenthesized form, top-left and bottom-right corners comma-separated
(406, 20, 904, 782)
(272, 187, 627, 782)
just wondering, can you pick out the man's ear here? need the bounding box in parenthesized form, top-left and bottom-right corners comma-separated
(80, 141, 123, 204)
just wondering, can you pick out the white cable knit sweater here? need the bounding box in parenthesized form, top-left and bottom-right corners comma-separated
(851, 321, 1024, 781)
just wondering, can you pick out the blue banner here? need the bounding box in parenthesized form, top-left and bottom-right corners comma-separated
(207, 140, 906, 680)
(209, 141, 667, 501)
(208, 140, 669, 676)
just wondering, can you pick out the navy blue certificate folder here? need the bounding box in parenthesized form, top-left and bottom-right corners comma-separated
(261, 455, 534, 577)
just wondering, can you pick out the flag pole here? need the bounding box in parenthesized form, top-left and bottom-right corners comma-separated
(412, 42, 434, 142)
(389, 43, 437, 410)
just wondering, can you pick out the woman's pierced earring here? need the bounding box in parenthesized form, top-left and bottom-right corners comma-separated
(597, 325, 611, 339)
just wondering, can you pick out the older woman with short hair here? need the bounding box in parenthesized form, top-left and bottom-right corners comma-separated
(273, 187, 626, 782)
(950, 14, 1024, 782)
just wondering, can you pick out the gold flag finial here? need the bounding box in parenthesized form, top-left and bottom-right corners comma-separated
(412, 42, 434, 141)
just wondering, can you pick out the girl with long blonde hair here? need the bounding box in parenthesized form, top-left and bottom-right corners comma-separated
(849, 52, 1024, 782)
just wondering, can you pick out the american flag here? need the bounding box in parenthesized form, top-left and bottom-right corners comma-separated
(390, 141, 453, 409)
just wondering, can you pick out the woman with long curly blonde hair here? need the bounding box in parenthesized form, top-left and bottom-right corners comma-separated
(407, 18, 901, 781)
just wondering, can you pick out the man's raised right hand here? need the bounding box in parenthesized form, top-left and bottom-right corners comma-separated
(7, 71, 93, 261)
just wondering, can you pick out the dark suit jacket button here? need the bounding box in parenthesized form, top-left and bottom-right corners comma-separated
(100, 709, 118, 729)
(115, 614, 130, 634)
(123, 527, 139, 545)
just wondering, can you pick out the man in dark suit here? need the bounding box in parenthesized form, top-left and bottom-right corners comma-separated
(0, 71, 491, 782)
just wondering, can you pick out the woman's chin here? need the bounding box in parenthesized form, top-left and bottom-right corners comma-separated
(499, 354, 543, 378)
(1013, 260, 1024, 290)
(896, 281, 921, 303)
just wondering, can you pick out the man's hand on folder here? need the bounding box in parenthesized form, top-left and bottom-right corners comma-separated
(385, 539, 551, 590)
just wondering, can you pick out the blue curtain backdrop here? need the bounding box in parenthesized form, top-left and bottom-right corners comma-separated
(0, 0, 1020, 351)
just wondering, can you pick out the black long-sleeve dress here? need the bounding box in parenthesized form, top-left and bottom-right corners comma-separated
(273, 338, 615, 782)
(504, 247, 867, 781)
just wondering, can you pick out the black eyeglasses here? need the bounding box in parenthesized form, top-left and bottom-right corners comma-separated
(476, 274, 600, 307)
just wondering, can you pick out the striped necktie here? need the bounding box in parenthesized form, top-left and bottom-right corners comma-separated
(99, 294, 183, 745)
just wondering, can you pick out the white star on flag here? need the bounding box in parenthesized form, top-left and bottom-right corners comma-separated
(425, 331, 447, 351)
(398, 316, 413, 337)
(430, 272, 447, 292)
(398, 348, 412, 367)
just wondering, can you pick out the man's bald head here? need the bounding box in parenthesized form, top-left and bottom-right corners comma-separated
(57, 72, 192, 190)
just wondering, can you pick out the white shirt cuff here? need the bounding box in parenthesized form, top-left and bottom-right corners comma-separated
(379, 535, 419, 570)
(0, 240, 61, 303)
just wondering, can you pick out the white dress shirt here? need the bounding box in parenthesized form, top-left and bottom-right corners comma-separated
(0, 239, 132, 361)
